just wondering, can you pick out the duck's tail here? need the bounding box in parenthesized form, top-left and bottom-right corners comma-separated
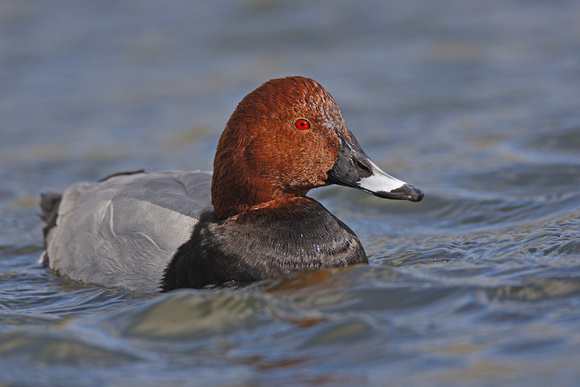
(39, 192, 62, 265)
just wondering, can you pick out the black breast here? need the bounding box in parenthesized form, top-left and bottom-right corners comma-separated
(161, 197, 367, 291)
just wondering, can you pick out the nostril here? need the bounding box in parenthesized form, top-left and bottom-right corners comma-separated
(354, 159, 371, 173)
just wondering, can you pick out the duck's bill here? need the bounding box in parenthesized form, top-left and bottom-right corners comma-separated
(326, 133, 424, 202)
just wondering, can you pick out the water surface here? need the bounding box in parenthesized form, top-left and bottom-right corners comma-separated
(1, 1, 580, 386)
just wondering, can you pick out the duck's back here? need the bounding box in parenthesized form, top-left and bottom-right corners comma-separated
(43, 171, 212, 293)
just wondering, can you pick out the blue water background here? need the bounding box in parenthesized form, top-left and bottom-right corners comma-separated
(1, 1, 580, 386)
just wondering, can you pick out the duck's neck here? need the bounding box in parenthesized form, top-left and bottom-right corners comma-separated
(211, 170, 287, 219)
(162, 197, 367, 291)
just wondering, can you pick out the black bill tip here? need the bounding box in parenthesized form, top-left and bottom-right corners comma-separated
(374, 184, 424, 202)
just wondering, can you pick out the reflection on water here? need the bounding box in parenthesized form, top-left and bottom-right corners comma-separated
(1, 0, 580, 386)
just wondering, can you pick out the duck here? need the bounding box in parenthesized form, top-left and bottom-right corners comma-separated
(40, 76, 423, 293)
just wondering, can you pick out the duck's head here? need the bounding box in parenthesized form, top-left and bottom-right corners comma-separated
(211, 76, 423, 219)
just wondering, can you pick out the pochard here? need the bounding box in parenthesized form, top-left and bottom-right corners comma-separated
(40, 76, 423, 293)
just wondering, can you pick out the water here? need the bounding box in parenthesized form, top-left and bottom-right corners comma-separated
(1, 1, 580, 386)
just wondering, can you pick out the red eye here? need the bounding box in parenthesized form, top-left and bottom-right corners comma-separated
(295, 119, 310, 130)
